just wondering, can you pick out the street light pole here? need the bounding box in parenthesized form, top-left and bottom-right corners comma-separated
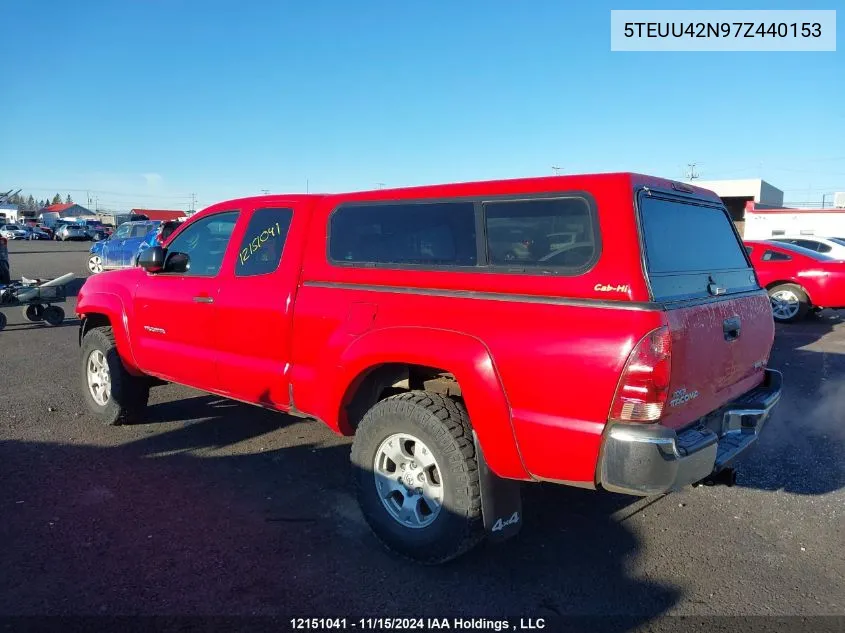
(552, 166, 562, 176)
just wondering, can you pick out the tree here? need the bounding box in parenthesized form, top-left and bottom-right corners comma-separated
(26, 195, 36, 214)
(51, 193, 62, 205)
(65, 194, 73, 204)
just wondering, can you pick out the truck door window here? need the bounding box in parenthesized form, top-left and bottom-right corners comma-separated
(165, 211, 239, 276)
(114, 223, 132, 239)
(235, 208, 293, 277)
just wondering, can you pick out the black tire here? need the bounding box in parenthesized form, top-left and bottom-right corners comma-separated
(42, 305, 65, 326)
(351, 391, 483, 564)
(768, 283, 810, 323)
(80, 326, 150, 425)
(23, 303, 44, 322)
(0, 312, 6, 331)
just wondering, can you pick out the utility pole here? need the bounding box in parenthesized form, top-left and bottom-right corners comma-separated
(376, 182, 386, 189)
(190, 193, 197, 213)
(685, 163, 700, 180)
(260, 189, 270, 195)
(306, 179, 309, 194)
(552, 166, 563, 176)
(822, 193, 832, 209)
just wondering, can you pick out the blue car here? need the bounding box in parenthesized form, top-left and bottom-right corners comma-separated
(87, 220, 161, 274)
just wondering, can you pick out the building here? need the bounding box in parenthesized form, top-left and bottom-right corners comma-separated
(743, 201, 845, 241)
(0, 203, 18, 223)
(130, 208, 187, 222)
(685, 179, 785, 236)
(40, 203, 97, 220)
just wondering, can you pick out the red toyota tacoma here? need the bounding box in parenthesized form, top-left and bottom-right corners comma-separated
(76, 173, 782, 563)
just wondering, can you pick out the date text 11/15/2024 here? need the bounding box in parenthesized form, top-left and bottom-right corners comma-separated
(290, 618, 547, 630)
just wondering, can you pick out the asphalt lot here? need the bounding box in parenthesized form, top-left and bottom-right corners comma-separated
(0, 240, 843, 625)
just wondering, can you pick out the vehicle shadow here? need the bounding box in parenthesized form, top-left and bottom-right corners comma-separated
(0, 317, 81, 332)
(735, 311, 845, 495)
(0, 397, 678, 627)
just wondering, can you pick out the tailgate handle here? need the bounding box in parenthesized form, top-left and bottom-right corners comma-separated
(723, 316, 741, 341)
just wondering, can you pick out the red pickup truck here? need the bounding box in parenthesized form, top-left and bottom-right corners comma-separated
(76, 173, 782, 563)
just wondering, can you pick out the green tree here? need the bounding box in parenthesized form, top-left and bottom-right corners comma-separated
(65, 194, 73, 204)
(51, 193, 62, 205)
(26, 195, 36, 214)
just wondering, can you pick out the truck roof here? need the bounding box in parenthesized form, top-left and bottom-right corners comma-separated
(197, 172, 722, 219)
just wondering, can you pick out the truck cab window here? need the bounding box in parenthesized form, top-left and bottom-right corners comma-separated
(166, 211, 239, 276)
(236, 208, 293, 277)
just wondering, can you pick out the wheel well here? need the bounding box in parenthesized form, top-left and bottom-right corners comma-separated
(342, 363, 463, 433)
(79, 313, 111, 345)
(765, 280, 812, 305)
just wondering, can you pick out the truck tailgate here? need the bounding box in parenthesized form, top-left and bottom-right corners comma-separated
(636, 187, 775, 430)
(661, 292, 774, 429)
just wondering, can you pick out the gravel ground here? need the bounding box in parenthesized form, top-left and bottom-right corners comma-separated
(0, 240, 842, 629)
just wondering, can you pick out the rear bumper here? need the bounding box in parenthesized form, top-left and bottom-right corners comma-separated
(599, 369, 782, 496)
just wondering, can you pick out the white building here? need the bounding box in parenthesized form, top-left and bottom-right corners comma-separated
(685, 179, 785, 236)
(744, 202, 845, 241)
(0, 204, 19, 223)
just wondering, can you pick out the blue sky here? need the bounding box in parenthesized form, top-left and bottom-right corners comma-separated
(2, 0, 843, 211)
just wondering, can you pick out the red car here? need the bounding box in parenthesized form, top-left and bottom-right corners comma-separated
(745, 239, 845, 323)
(76, 173, 782, 563)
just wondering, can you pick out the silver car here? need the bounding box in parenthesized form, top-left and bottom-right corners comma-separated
(54, 224, 89, 241)
(0, 224, 28, 240)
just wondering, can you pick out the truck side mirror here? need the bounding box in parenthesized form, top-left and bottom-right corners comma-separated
(138, 246, 165, 273)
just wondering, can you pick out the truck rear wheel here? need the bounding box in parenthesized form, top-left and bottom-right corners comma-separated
(350, 391, 483, 564)
(80, 326, 149, 425)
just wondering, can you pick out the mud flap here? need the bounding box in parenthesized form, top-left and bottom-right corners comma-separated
(473, 431, 522, 542)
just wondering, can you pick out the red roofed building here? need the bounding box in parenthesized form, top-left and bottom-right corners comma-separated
(130, 209, 186, 222)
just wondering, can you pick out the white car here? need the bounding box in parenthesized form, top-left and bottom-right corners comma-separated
(769, 236, 845, 260)
(0, 224, 28, 240)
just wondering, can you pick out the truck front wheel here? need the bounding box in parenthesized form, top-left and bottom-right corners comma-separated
(80, 326, 149, 425)
(351, 391, 483, 564)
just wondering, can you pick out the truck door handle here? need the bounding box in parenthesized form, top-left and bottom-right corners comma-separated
(723, 316, 741, 341)
(193, 296, 214, 304)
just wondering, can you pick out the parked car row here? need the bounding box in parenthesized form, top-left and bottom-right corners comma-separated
(746, 236, 845, 323)
(0, 224, 54, 240)
(51, 220, 114, 241)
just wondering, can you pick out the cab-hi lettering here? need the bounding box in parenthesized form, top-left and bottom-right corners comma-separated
(239, 222, 281, 265)
(594, 283, 630, 293)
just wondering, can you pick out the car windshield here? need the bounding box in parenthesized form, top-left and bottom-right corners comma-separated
(829, 237, 845, 247)
(763, 240, 836, 261)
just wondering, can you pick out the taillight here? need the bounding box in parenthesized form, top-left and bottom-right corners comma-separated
(610, 326, 672, 423)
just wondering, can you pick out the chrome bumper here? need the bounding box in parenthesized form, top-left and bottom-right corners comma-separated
(599, 369, 782, 496)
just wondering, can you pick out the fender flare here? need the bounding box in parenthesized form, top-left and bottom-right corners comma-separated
(332, 326, 529, 480)
(77, 292, 142, 375)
